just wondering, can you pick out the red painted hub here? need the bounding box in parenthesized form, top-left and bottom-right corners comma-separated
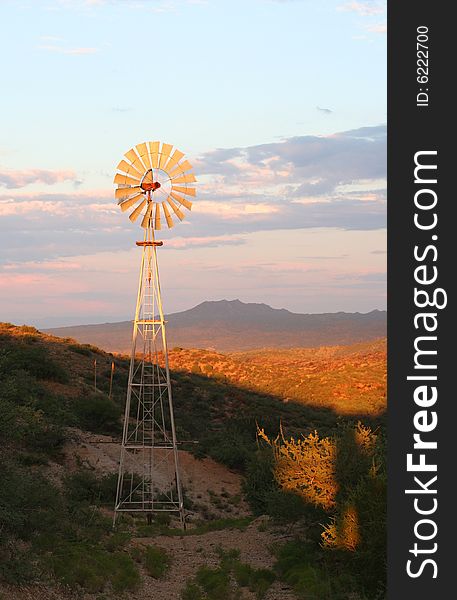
(141, 181, 161, 192)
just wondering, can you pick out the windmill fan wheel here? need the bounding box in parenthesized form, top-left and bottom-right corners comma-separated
(114, 141, 196, 229)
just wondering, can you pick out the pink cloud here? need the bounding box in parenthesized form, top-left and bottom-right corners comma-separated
(0, 168, 77, 189)
(2, 259, 82, 272)
(339, 2, 385, 16)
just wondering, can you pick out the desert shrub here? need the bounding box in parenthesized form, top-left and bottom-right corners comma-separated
(274, 540, 374, 600)
(0, 464, 62, 541)
(258, 427, 337, 511)
(264, 489, 308, 523)
(181, 582, 204, 600)
(0, 345, 68, 383)
(186, 548, 275, 600)
(73, 393, 121, 433)
(195, 566, 231, 599)
(64, 470, 118, 505)
(0, 542, 36, 584)
(104, 531, 131, 552)
(45, 542, 140, 592)
(243, 448, 276, 514)
(144, 545, 171, 578)
(69, 343, 92, 356)
(262, 424, 386, 596)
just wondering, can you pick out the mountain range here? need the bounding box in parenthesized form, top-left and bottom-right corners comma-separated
(44, 299, 386, 353)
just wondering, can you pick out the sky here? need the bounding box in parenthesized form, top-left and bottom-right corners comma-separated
(0, 0, 386, 327)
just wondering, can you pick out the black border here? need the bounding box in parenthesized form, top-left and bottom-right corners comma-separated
(388, 2, 453, 596)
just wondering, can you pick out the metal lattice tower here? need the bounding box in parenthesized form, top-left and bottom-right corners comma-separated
(112, 141, 196, 527)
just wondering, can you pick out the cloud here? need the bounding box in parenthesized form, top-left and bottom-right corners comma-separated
(366, 23, 387, 34)
(38, 44, 98, 55)
(0, 125, 386, 267)
(0, 168, 78, 189)
(339, 1, 385, 16)
(316, 106, 333, 114)
(198, 124, 386, 198)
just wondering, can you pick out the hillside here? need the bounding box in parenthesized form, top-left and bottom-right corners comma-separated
(0, 323, 386, 599)
(44, 299, 387, 353)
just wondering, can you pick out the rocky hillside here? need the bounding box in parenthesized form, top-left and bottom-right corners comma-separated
(0, 322, 386, 599)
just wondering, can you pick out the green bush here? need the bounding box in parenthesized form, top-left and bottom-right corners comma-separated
(196, 566, 231, 599)
(264, 489, 308, 523)
(69, 343, 92, 356)
(144, 545, 171, 578)
(243, 448, 276, 514)
(0, 345, 68, 383)
(45, 542, 140, 593)
(181, 582, 204, 600)
(74, 394, 121, 433)
(64, 470, 118, 505)
(0, 542, 36, 585)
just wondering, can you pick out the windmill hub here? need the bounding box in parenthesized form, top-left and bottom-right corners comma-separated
(142, 181, 161, 192)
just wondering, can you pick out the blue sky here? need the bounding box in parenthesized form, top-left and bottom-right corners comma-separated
(0, 0, 386, 327)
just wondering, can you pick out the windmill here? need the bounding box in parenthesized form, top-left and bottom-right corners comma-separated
(113, 142, 196, 527)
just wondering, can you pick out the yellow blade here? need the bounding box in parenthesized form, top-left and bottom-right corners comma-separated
(171, 173, 197, 184)
(130, 158, 147, 176)
(168, 160, 193, 179)
(167, 196, 184, 220)
(154, 202, 161, 230)
(162, 201, 174, 228)
(141, 202, 153, 228)
(129, 198, 147, 222)
(115, 186, 142, 200)
(170, 191, 192, 210)
(117, 159, 143, 178)
(114, 173, 140, 186)
(142, 170, 154, 185)
(120, 193, 144, 212)
(159, 143, 173, 169)
(149, 141, 160, 168)
(172, 185, 196, 197)
(135, 142, 151, 168)
(124, 148, 139, 164)
(165, 149, 184, 173)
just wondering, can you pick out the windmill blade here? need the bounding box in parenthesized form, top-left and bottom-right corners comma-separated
(171, 173, 197, 184)
(154, 202, 161, 230)
(124, 148, 140, 165)
(120, 193, 144, 212)
(162, 201, 174, 228)
(141, 202, 153, 228)
(168, 160, 193, 179)
(170, 191, 192, 210)
(129, 198, 147, 222)
(135, 142, 151, 168)
(149, 142, 160, 168)
(142, 169, 154, 185)
(159, 143, 173, 169)
(130, 158, 147, 176)
(114, 173, 141, 186)
(117, 159, 143, 178)
(167, 196, 184, 220)
(171, 185, 196, 197)
(164, 149, 184, 173)
(115, 186, 142, 200)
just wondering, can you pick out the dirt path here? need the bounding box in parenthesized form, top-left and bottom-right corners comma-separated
(129, 518, 297, 600)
